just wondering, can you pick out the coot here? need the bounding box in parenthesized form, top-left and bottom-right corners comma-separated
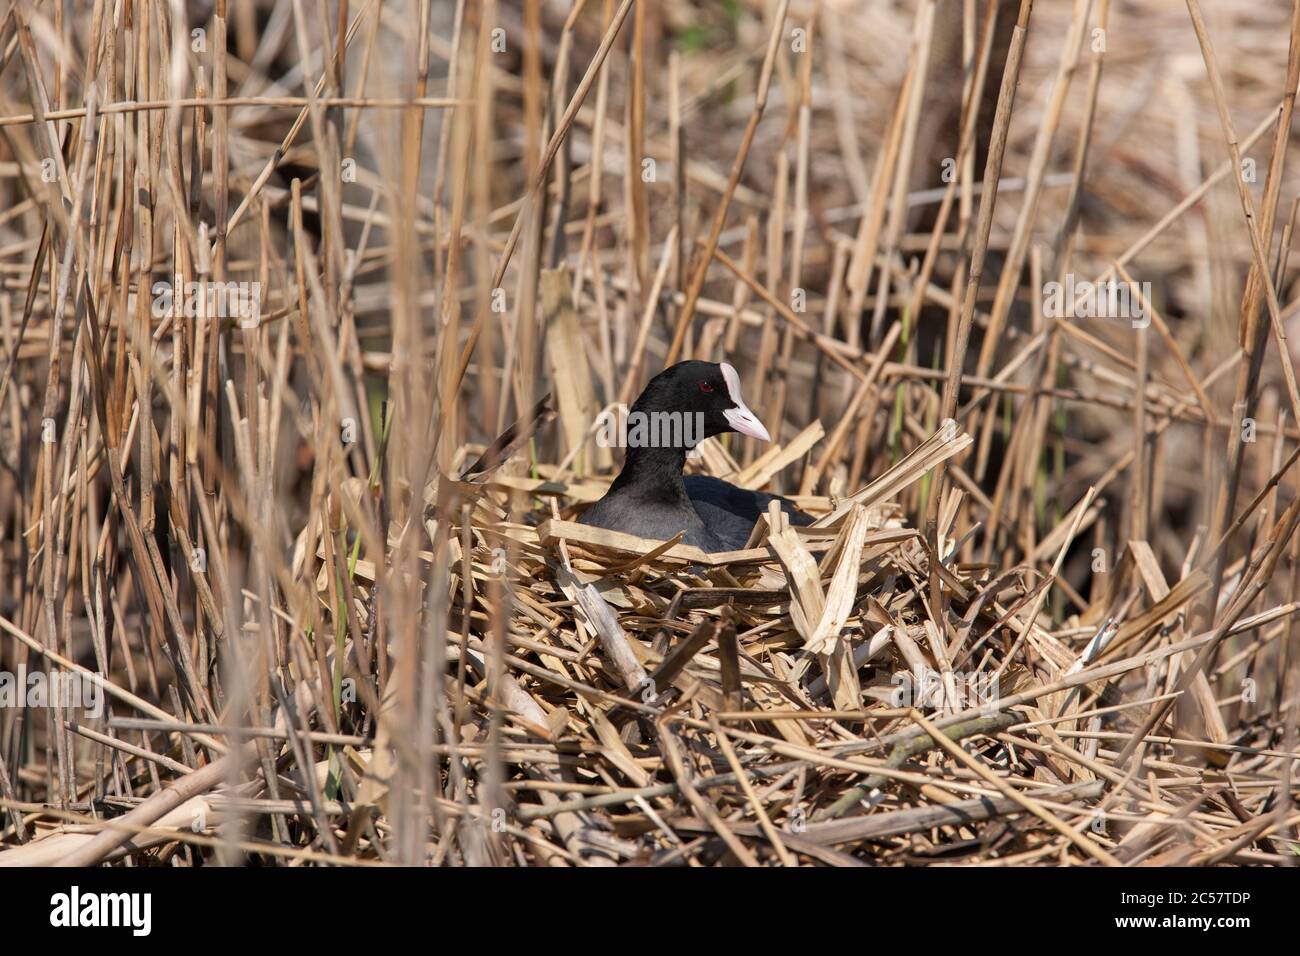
(578, 361, 811, 552)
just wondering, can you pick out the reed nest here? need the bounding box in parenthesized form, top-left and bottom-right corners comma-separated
(2, 0, 1300, 867)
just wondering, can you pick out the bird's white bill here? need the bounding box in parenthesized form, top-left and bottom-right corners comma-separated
(719, 362, 771, 441)
(724, 404, 771, 442)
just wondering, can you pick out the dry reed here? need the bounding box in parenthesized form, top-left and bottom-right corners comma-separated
(1, 0, 1299, 867)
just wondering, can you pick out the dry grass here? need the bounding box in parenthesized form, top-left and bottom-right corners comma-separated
(1, 0, 1299, 866)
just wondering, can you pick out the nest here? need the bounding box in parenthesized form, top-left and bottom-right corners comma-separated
(371, 413, 1291, 867)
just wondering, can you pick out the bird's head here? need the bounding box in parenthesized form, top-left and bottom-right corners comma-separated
(629, 360, 771, 446)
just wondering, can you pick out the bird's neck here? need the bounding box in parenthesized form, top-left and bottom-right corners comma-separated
(610, 444, 690, 501)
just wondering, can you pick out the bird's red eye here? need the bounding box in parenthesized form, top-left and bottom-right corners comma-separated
(699, 381, 714, 393)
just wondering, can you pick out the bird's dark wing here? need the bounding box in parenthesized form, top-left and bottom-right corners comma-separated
(577, 490, 728, 552)
(683, 475, 812, 551)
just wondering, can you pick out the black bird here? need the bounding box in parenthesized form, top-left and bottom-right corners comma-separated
(578, 361, 812, 552)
